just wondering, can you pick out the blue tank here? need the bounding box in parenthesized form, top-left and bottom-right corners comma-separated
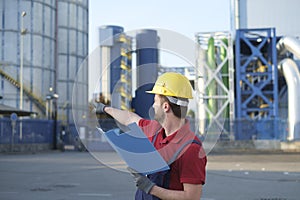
(133, 30, 159, 118)
(136, 29, 159, 88)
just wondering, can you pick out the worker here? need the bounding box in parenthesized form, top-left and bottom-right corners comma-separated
(96, 72, 207, 200)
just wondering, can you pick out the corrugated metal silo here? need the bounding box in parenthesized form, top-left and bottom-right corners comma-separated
(0, 0, 89, 134)
(0, 0, 56, 115)
(57, 0, 89, 127)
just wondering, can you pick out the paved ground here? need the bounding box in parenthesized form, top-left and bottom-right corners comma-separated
(0, 151, 300, 200)
(205, 152, 300, 200)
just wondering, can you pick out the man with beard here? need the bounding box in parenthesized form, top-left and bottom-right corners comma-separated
(96, 72, 207, 200)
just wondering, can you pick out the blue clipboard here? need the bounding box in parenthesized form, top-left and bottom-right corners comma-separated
(98, 123, 169, 174)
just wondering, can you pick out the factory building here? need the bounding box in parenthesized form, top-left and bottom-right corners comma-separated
(1, 0, 300, 152)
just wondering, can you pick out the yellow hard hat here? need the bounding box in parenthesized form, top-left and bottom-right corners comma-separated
(146, 72, 193, 99)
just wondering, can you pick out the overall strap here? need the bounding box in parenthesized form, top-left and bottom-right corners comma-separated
(151, 128, 162, 144)
(167, 139, 202, 165)
(163, 139, 202, 189)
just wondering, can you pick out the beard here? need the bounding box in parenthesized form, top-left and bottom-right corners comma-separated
(154, 106, 165, 124)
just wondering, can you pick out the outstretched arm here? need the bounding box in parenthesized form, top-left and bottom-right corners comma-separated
(103, 105, 142, 126)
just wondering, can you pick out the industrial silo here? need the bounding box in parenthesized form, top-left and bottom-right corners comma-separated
(132, 29, 159, 118)
(0, 0, 56, 115)
(56, 0, 89, 134)
(136, 29, 159, 88)
(0, 0, 89, 149)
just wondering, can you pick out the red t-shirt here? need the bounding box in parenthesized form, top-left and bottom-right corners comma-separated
(138, 119, 207, 191)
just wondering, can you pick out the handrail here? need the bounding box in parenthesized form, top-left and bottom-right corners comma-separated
(0, 69, 46, 115)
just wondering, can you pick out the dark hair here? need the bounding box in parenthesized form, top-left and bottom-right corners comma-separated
(159, 95, 188, 119)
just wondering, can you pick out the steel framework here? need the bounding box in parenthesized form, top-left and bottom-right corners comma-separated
(235, 28, 279, 139)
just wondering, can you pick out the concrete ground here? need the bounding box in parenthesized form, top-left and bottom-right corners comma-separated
(205, 152, 300, 200)
(0, 151, 299, 200)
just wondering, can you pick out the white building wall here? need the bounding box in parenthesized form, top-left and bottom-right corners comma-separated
(238, 0, 300, 37)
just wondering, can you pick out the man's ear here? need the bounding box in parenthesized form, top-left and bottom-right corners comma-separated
(163, 102, 170, 112)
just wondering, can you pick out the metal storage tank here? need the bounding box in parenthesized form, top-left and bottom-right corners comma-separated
(57, 0, 89, 130)
(136, 29, 159, 88)
(0, 0, 89, 138)
(132, 29, 159, 118)
(0, 0, 56, 115)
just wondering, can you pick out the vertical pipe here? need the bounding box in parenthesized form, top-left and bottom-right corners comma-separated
(101, 47, 111, 103)
(196, 44, 206, 136)
(279, 59, 300, 141)
(234, 0, 240, 30)
(230, 0, 236, 39)
(20, 13, 24, 111)
(53, 0, 58, 150)
(207, 37, 217, 124)
(19, 11, 26, 140)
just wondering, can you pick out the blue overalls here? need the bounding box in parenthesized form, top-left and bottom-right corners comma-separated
(135, 132, 201, 200)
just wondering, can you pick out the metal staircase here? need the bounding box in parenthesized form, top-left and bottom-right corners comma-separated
(0, 68, 46, 115)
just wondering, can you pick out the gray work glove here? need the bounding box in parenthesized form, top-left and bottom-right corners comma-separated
(127, 167, 155, 194)
(94, 102, 107, 114)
